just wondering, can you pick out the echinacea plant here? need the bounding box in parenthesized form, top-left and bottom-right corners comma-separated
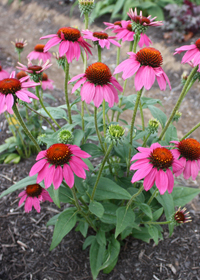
(2, 3, 200, 280)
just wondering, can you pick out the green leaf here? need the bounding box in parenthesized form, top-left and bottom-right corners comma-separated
(0, 175, 37, 198)
(111, 0, 124, 17)
(139, 203, 153, 219)
(75, 221, 89, 238)
(100, 202, 118, 224)
(103, 257, 118, 274)
(83, 235, 96, 250)
(89, 238, 105, 280)
(87, 177, 131, 200)
(152, 207, 164, 221)
(139, 1, 156, 9)
(59, 186, 73, 203)
(101, 236, 120, 271)
(115, 206, 135, 238)
(4, 153, 20, 164)
(165, 125, 178, 143)
(0, 142, 10, 153)
(154, 191, 174, 236)
(48, 184, 60, 208)
(81, 143, 104, 157)
(46, 214, 60, 226)
(50, 208, 77, 250)
(73, 129, 84, 146)
(148, 225, 159, 245)
(89, 201, 105, 218)
(37, 107, 67, 119)
(172, 187, 200, 207)
(132, 227, 151, 243)
(71, 96, 81, 107)
(148, 5, 164, 21)
(96, 229, 106, 246)
(147, 105, 167, 128)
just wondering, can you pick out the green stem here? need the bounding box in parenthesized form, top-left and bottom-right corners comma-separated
(65, 59, 72, 124)
(126, 185, 144, 209)
(71, 186, 97, 231)
(103, 100, 107, 139)
(81, 101, 85, 144)
(158, 66, 198, 141)
(83, 13, 89, 71)
(147, 188, 158, 206)
(143, 220, 172, 225)
(139, 100, 145, 131)
(36, 86, 61, 129)
(181, 122, 200, 140)
(133, 34, 139, 53)
(97, 45, 102, 62)
(142, 132, 151, 147)
(94, 107, 105, 153)
(115, 39, 122, 80)
(25, 104, 56, 132)
(12, 103, 41, 152)
(84, 102, 91, 116)
(91, 143, 114, 201)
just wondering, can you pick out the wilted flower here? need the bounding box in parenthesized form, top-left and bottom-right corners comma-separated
(174, 207, 192, 224)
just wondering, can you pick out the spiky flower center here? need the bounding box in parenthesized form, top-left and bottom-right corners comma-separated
(28, 65, 43, 72)
(46, 143, 72, 165)
(114, 21, 122, 27)
(134, 16, 150, 25)
(178, 138, 200, 160)
(85, 62, 112, 85)
(34, 44, 45, 52)
(15, 42, 24, 49)
(136, 47, 163, 68)
(174, 211, 186, 223)
(93, 31, 108, 39)
(57, 27, 81, 42)
(42, 73, 48, 81)
(0, 78, 21, 95)
(150, 147, 173, 169)
(127, 24, 133, 31)
(16, 71, 27, 80)
(0, 66, 2, 71)
(195, 39, 200, 50)
(26, 184, 42, 197)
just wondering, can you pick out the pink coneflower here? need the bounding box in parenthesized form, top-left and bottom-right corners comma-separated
(104, 21, 122, 30)
(0, 65, 9, 80)
(127, 8, 163, 28)
(112, 20, 152, 48)
(174, 39, 200, 71)
(171, 138, 200, 180)
(130, 143, 183, 195)
(29, 143, 91, 189)
(0, 71, 39, 114)
(18, 184, 53, 213)
(41, 73, 54, 90)
(16, 71, 28, 80)
(82, 30, 121, 49)
(17, 60, 52, 75)
(27, 44, 52, 62)
(40, 27, 92, 63)
(11, 38, 27, 53)
(68, 62, 123, 108)
(114, 47, 171, 91)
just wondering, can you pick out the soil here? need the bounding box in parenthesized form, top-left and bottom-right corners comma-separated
(1, 1, 200, 280)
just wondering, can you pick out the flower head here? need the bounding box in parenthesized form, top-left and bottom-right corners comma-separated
(114, 47, 171, 91)
(104, 21, 122, 30)
(0, 71, 39, 114)
(0, 65, 9, 80)
(29, 143, 91, 189)
(57, 129, 74, 144)
(127, 8, 163, 34)
(41, 73, 54, 90)
(112, 20, 152, 48)
(130, 143, 183, 194)
(11, 38, 27, 54)
(18, 184, 53, 213)
(16, 71, 28, 80)
(40, 27, 92, 63)
(174, 207, 192, 224)
(27, 44, 52, 62)
(106, 124, 125, 145)
(82, 29, 121, 49)
(17, 60, 52, 82)
(174, 39, 200, 71)
(78, 0, 94, 15)
(171, 138, 200, 180)
(68, 62, 123, 108)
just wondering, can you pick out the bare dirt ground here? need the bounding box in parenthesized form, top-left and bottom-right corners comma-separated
(1, 1, 200, 279)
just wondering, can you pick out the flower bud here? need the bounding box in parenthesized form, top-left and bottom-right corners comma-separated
(106, 124, 125, 145)
(78, 0, 94, 16)
(147, 118, 159, 134)
(57, 129, 74, 144)
(172, 110, 182, 123)
(174, 207, 192, 225)
(37, 134, 47, 146)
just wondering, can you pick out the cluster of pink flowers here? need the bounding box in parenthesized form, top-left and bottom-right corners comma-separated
(130, 138, 200, 195)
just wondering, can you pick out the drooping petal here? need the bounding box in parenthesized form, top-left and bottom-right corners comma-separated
(36, 163, 50, 183)
(33, 197, 41, 213)
(166, 168, 174, 194)
(155, 169, 168, 195)
(131, 163, 153, 183)
(59, 40, 69, 57)
(70, 156, 89, 170)
(24, 197, 33, 212)
(44, 165, 55, 188)
(53, 166, 63, 189)
(44, 36, 61, 52)
(143, 168, 157, 191)
(5, 94, 14, 111)
(72, 77, 87, 94)
(69, 73, 85, 84)
(29, 159, 48, 176)
(63, 164, 74, 188)
(93, 85, 104, 108)
(183, 160, 192, 179)
(191, 160, 199, 180)
(69, 160, 86, 179)
(130, 158, 150, 170)
(80, 82, 95, 104)
(36, 150, 47, 161)
(18, 194, 27, 206)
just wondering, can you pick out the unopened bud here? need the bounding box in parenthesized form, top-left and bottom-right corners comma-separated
(57, 129, 74, 144)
